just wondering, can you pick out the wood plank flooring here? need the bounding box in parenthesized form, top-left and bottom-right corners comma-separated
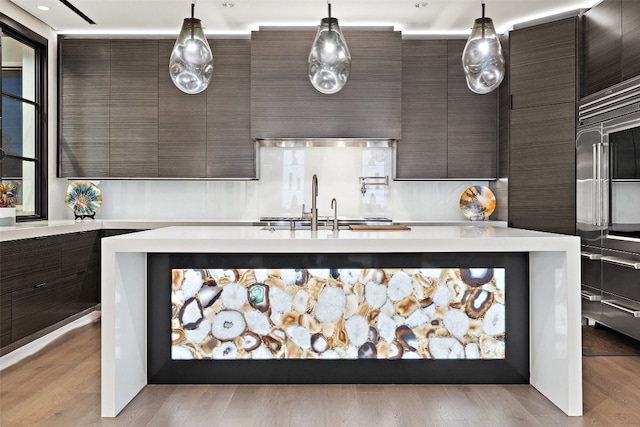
(1, 319, 640, 426)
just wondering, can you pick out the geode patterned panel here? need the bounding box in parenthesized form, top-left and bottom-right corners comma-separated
(171, 268, 505, 360)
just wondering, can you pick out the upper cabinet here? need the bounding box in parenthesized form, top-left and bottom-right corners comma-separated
(250, 30, 402, 139)
(446, 40, 497, 179)
(397, 39, 497, 180)
(583, 0, 640, 97)
(59, 39, 110, 177)
(157, 39, 207, 178)
(109, 40, 159, 178)
(59, 37, 254, 179)
(397, 40, 447, 179)
(206, 39, 254, 179)
(510, 19, 577, 108)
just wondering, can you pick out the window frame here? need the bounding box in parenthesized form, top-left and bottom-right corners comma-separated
(0, 13, 48, 221)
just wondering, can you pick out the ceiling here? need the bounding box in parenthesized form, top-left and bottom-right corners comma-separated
(10, 0, 601, 35)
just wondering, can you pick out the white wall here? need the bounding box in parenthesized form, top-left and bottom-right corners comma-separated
(83, 147, 489, 222)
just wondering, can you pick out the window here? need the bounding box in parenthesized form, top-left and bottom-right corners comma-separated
(1, 14, 47, 220)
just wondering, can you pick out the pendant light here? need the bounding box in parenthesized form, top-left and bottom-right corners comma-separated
(462, 0, 505, 94)
(308, 1, 351, 95)
(169, 0, 214, 95)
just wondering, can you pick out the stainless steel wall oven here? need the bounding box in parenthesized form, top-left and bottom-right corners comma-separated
(577, 76, 640, 340)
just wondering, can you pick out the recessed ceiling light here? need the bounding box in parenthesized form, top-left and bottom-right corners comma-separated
(415, 2, 428, 8)
(37, 5, 50, 11)
(221, 2, 235, 7)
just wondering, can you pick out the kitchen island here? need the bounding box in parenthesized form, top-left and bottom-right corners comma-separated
(101, 225, 582, 417)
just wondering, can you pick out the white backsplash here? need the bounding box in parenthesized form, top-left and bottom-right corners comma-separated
(50, 147, 490, 222)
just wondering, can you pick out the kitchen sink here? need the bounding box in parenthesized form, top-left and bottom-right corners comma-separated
(258, 216, 395, 231)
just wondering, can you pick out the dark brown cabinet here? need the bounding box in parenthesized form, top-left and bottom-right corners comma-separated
(59, 39, 111, 177)
(250, 30, 402, 139)
(109, 40, 160, 177)
(59, 38, 254, 179)
(157, 40, 207, 178)
(397, 39, 497, 179)
(397, 39, 447, 179)
(207, 39, 254, 178)
(0, 293, 11, 348)
(446, 40, 497, 179)
(509, 103, 576, 234)
(622, 0, 640, 82)
(0, 231, 100, 350)
(582, 0, 622, 96)
(507, 17, 578, 235)
(582, 0, 640, 97)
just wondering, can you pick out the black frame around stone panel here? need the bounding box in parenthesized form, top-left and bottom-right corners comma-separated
(148, 252, 529, 384)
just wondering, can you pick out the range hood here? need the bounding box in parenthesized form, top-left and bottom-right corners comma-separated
(255, 138, 397, 148)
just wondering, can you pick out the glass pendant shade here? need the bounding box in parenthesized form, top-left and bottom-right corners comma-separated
(169, 12, 213, 95)
(308, 16, 352, 94)
(462, 17, 505, 94)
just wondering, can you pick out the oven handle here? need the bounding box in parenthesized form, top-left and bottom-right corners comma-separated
(601, 255, 640, 269)
(581, 251, 602, 260)
(602, 300, 640, 317)
(581, 290, 602, 301)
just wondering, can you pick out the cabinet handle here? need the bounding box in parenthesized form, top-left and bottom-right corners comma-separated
(581, 251, 601, 260)
(602, 300, 640, 317)
(581, 290, 602, 301)
(34, 282, 47, 289)
(601, 256, 640, 269)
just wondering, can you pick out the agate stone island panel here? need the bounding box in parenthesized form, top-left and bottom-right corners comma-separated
(172, 267, 505, 360)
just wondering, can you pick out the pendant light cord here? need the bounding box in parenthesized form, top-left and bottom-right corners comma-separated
(481, 0, 486, 39)
(328, 1, 332, 32)
(191, 0, 195, 40)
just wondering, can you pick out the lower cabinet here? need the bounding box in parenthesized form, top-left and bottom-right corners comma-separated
(0, 230, 100, 350)
(0, 293, 11, 348)
(11, 278, 64, 342)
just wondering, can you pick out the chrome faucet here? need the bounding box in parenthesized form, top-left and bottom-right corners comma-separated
(331, 198, 339, 232)
(311, 174, 318, 231)
(302, 174, 319, 231)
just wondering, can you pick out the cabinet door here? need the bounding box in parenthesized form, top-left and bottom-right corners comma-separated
(397, 40, 447, 179)
(510, 17, 577, 109)
(109, 40, 159, 177)
(622, 0, 640, 81)
(0, 293, 10, 348)
(59, 231, 100, 277)
(0, 236, 61, 293)
(509, 103, 576, 234)
(11, 279, 62, 342)
(447, 40, 497, 179)
(58, 270, 98, 319)
(206, 39, 254, 178)
(582, 0, 622, 96)
(251, 30, 402, 139)
(157, 39, 207, 178)
(498, 33, 510, 178)
(59, 39, 110, 177)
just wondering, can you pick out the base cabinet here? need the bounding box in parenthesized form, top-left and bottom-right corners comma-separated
(0, 231, 100, 351)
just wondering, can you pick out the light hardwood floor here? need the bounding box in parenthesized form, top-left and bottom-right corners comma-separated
(1, 318, 640, 426)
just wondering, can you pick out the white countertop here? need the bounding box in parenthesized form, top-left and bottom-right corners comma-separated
(0, 219, 507, 242)
(102, 225, 576, 254)
(0, 220, 253, 242)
